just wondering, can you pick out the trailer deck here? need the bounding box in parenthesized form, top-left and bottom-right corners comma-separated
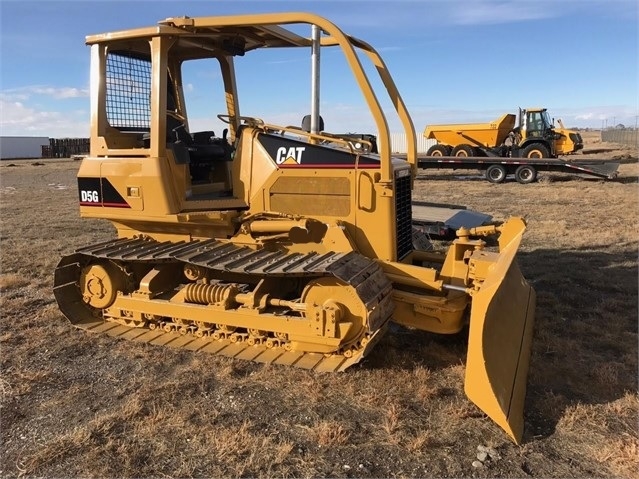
(416, 155, 619, 183)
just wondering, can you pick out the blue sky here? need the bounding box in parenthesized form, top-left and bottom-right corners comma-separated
(0, 0, 637, 138)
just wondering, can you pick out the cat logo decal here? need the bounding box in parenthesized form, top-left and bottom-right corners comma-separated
(275, 146, 306, 165)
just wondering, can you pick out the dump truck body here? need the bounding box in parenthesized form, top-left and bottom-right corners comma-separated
(424, 113, 516, 151)
(53, 13, 536, 443)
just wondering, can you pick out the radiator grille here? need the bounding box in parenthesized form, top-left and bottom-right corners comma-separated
(395, 173, 413, 260)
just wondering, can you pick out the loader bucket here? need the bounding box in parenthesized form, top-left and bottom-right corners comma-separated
(464, 218, 536, 444)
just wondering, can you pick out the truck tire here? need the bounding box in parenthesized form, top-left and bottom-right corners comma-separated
(485, 164, 507, 183)
(451, 144, 475, 157)
(426, 144, 451, 157)
(515, 165, 537, 184)
(522, 143, 550, 159)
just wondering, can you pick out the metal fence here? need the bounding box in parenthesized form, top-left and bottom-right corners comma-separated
(42, 138, 90, 158)
(389, 133, 435, 154)
(601, 129, 638, 149)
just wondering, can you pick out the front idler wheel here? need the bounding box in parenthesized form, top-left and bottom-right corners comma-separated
(79, 261, 127, 309)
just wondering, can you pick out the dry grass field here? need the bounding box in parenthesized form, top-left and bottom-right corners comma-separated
(1, 131, 637, 478)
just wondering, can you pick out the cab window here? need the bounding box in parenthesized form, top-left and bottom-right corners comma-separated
(105, 50, 152, 133)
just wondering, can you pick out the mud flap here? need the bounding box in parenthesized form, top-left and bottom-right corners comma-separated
(464, 218, 536, 444)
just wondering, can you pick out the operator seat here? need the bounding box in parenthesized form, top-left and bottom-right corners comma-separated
(165, 110, 229, 183)
(171, 124, 225, 159)
(301, 114, 325, 132)
(164, 84, 233, 183)
(170, 123, 233, 183)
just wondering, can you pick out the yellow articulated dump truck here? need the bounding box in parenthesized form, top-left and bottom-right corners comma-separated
(53, 13, 535, 443)
(424, 108, 583, 159)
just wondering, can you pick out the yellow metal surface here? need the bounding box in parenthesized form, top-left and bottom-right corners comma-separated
(554, 125, 583, 154)
(464, 217, 536, 444)
(424, 113, 516, 149)
(391, 289, 468, 334)
(56, 12, 537, 444)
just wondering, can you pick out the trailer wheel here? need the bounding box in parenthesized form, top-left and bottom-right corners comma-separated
(451, 144, 475, 157)
(485, 164, 507, 183)
(522, 143, 550, 159)
(426, 144, 451, 157)
(515, 165, 537, 184)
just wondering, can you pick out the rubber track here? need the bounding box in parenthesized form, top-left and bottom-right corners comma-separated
(54, 238, 394, 372)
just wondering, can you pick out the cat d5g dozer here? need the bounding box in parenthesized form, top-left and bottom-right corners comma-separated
(54, 13, 535, 443)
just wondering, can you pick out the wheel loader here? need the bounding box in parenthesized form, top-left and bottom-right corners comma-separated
(53, 13, 536, 443)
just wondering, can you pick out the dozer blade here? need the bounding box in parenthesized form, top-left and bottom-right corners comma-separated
(464, 218, 536, 444)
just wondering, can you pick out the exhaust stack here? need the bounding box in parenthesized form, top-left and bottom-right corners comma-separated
(310, 24, 321, 134)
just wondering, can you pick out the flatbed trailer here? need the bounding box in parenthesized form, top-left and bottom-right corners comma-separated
(417, 156, 620, 184)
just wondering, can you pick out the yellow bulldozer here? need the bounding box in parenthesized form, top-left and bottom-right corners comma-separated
(424, 108, 584, 158)
(53, 13, 536, 443)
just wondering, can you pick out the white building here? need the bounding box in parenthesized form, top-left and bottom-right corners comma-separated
(0, 136, 49, 159)
(390, 133, 436, 154)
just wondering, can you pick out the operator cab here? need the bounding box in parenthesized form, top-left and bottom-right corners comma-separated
(524, 109, 552, 138)
(99, 46, 239, 202)
(85, 14, 417, 223)
(520, 108, 553, 139)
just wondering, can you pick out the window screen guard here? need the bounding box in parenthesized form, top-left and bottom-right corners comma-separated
(105, 52, 152, 131)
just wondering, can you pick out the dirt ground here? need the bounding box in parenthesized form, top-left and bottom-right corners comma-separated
(0, 131, 637, 478)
